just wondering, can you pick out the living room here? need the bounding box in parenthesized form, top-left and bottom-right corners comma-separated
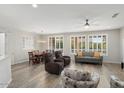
(0, 1, 124, 91)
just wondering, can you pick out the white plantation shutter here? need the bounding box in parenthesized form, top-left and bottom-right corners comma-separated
(23, 36, 34, 50)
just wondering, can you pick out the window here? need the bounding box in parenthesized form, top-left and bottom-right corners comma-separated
(88, 34, 108, 56)
(22, 36, 34, 50)
(70, 36, 86, 54)
(48, 36, 63, 52)
(0, 33, 5, 56)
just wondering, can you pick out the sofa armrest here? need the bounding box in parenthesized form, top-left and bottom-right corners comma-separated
(46, 62, 63, 70)
(45, 62, 59, 70)
(63, 56, 70, 58)
(99, 56, 103, 61)
(45, 62, 63, 74)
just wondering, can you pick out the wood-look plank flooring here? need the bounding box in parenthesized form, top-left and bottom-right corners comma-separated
(8, 62, 124, 88)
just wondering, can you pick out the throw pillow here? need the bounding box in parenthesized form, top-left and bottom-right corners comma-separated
(82, 51, 85, 56)
(94, 52, 100, 58)
(77, 52, 83, 57)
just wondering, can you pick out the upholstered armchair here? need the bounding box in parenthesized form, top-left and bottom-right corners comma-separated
(61, 68, 100, 88)
(44, 53, 64, 75)
(55, 51, 71, 66)
(110, 75, 124, 88)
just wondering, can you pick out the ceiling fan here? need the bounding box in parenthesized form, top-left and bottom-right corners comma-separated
(83, 18, 99, 29)
(84, 19, 90, 28)
(82, 13, 119, 29)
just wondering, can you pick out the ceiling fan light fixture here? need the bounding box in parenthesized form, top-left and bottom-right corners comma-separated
(84, 19, 90, 29)
(84, 24, 89, 29)
(85, 23, 90, 26)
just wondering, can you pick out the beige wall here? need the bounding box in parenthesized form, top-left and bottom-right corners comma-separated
(41, 29, 121, 63)
(0, 27, 121, 64)
(0, 28, 42, 65)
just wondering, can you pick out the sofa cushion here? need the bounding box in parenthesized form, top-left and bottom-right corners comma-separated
(75, 70, 91, 81)
(63, 68, 91, 81)
(82, 51, 85, 56)
(62, 76, 76, 88)
(84, 52, 94, 57)
(76, 80, 96, 88)
(61, 68, 100, 88)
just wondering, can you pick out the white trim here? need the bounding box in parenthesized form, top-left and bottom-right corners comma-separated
(122, 39, 124, 62)
(103, 61, 121, 64)
(4, 78, 12, 88)
(0, 33, 5, 57)
(12, 59, 28, 65)
(48, 36, 52, 50)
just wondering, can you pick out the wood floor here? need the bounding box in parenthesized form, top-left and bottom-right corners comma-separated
(8, 62, 124, 88)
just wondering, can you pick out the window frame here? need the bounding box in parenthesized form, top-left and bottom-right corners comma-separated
(70, 35, 86, 54)
(22, 36, 34, 50)
(88, 34, 108, 56)
(48, 35, 64, 52)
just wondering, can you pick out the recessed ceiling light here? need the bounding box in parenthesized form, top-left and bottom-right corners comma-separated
(32, 4, 38, 8)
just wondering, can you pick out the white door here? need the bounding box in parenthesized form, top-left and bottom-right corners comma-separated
(122, 39, 124, 62)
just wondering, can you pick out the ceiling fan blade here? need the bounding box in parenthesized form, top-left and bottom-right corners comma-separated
(92, 23, 100, 26)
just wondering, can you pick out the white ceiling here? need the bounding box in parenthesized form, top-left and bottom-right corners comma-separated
(0, 4, 124, 34)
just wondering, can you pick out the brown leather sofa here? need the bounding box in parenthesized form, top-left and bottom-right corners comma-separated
(55, 51, 71, 66)
(44, 53, 64, 75)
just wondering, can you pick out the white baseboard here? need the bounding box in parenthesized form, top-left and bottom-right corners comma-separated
(3, 78, 12, 88)
(17, 59, 28, 63)
(103, 60, 121, 64)
(12, 59, 28, 65)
